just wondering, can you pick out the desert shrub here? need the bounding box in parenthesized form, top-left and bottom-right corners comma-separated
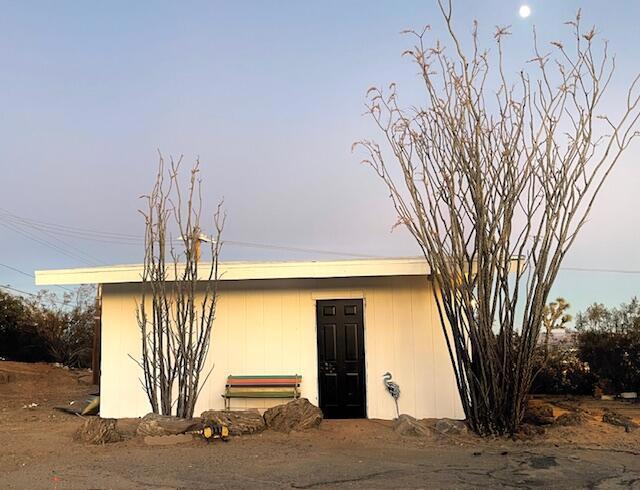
(578, 331, 640, 393)
(0, 290, 50, 361)
(575, 298, 640, 394)
(0, 286, 95, 368)
(28, 288, 96, 368)
(531, 346, 597, 395)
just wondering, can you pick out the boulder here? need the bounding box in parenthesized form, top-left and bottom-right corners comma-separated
(115, 418, 142, 439)
(602, 409, 639, 433)
(434, 418, 468, 435)
(555, 411, 587, 426)
(200, 410, 266, 436)
(393, 414, 435, 437)
(523, 403, 555, 425)
(74, 417, 122, 444)
(263, 398, 323, 432)
(136, 413, 201, 437)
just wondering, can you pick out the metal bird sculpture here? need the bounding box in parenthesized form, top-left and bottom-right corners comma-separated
(383, 372, 400, 418)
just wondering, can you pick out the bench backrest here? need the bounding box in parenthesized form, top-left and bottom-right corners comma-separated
(226, 375, 301, 388)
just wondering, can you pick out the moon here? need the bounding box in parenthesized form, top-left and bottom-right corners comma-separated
(519, 5, 531, 18)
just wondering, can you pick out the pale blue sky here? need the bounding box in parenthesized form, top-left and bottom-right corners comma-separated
(0, 1, 638, 317)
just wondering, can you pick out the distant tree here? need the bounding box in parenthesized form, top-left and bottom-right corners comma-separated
(542, 298, 572, 356)
(357, 1, 640, 435)
(577, 298, 640, 393)
(0, 287, 95, 367)
(27, 286, 96, 368)
(531, 347, 597, 396)
(136, 155, 224, 418)
(0, 289, 42, 361)
(576, 298, 640, 333)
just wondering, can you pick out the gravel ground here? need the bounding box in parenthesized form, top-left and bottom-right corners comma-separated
(1, 361, 640, 489)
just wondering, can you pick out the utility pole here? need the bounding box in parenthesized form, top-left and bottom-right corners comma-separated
(92, 284, 102, 386)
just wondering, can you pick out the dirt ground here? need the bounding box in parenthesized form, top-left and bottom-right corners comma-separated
(1, 361, 640, 489)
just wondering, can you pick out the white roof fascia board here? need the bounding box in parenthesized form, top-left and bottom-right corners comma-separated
(35, 257, 431, 286)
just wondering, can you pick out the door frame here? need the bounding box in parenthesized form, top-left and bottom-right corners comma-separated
(314, 296, 368, 419)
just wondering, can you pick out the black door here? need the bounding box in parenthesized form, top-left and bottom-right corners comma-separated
(316, 299, 366, 418)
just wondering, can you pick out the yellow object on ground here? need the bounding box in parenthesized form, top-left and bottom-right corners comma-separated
(81, 396, 100, 416)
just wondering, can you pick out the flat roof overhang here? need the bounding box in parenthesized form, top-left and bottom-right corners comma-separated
(35, 257, 431, 286)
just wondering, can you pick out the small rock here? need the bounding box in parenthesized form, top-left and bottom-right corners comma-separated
(393, 414, 435, 437)
(433, 418, 468, 435)
(136, 413, 201, 437)
(602, 409, 639, 432)
(523, 403, 554, 425)
(555, 411, 587, 426)
(263, 398, 323, 433)
(200, 410, 266, 436)
(74, 417, 122, 444)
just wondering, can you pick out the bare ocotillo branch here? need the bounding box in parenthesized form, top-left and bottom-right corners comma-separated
(357, 6, 639, 435)
(136, 154, 224, 418)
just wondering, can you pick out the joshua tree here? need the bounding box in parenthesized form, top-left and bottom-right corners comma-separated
(542, 298, 572, 355)
(356, 2, 640, 434)
(136, 155, 224, 418)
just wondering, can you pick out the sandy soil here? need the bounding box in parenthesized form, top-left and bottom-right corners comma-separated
(1, 361, 640, 489)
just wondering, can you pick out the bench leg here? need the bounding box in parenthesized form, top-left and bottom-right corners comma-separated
(222, 394, 229, 411)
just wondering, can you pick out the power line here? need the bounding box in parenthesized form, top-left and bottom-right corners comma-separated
(0, 284, 69, 307)
(0, 208, 377, 258)
(0, 262, 34, 278)
(0, 208, 141, 241)
(0, 262, 74, 293)
(222, 240, 379, 258)
(0, 220, 90, 264)
(3, 209, 640, 272)
(0, 284, 38, 296)
(0, 221, 98, 266)
(0, 215, 107, 264)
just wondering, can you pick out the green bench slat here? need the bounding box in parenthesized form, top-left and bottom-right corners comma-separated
(223, 374, 302, 408)
(226, 392, 297, 398)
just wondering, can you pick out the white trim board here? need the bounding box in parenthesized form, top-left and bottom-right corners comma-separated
(35, 257, 431, 286)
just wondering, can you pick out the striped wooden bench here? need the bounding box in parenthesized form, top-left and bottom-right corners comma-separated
(222, 375, 301, 410)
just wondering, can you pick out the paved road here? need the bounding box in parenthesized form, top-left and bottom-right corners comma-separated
(3, 426, 640, 489)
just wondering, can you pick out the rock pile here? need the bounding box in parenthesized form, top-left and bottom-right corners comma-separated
(136, 413, 201, 437)
(602, 409, 639, 432)
(201, 410, 266, 435)
(74, 417, 122, 444)
(393, 415, 435, 437)
(523, 403, 555, 425)
(263, 398, 323, 432)
(393, 415, 468, 437)
(555, 411, 588, 426)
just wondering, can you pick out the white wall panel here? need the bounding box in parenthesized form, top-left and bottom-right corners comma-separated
(100, 276, 464, 420)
